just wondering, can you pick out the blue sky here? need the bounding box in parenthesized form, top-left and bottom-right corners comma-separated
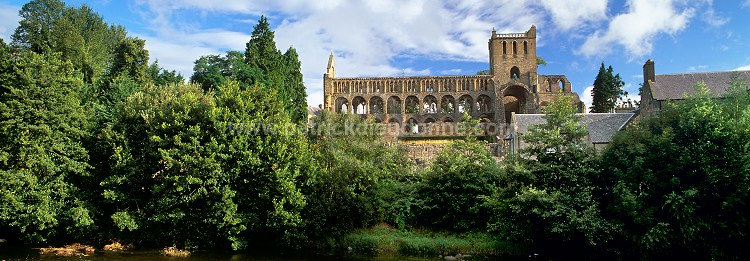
(1, 0, 749, 109)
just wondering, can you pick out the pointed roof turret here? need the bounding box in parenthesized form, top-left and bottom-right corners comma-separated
(326, 51, 336, 78)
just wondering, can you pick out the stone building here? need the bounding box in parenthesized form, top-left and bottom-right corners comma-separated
(640, 59, 750, 113)
(322, 26, 583, 141)
(508, 112, 636, 153)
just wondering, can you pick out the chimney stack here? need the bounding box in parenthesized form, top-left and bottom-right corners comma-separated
(643, 59, 655, 83)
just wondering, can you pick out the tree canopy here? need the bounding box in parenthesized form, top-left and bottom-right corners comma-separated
(590, 63, 625, 113)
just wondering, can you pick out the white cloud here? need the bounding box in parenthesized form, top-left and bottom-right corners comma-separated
(735, 64, 750, 71)
(702, 7, 729, 27)
(539, 0, 608, 30)
(133, 0, 568, 107)
(581, 86, 594, 112)
(0, 3, 20, 42)
(578, 0, 695, 58)
(743, 0, 750, 8)
(129, 0, 709, 107)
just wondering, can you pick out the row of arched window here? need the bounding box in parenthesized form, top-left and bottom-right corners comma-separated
(331, 78, 493, 94)
(334, 94, 494, 115)
(501, 40, 529, 55)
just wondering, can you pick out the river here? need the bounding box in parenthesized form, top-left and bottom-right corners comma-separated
(0, 248, 466, 261)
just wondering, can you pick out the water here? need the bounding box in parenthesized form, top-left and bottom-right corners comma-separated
(0, 247, 437, 261)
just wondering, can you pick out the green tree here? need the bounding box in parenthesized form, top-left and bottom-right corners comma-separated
(104, 37, 149, 86)
(13, 0, 127, 83)
(11, 0, 65, 53)
(415, 138, 501, 231)
(245, 16, 282, 77)
(590, 63, 625, 113)
(147, 60, 184, 86)
(244, 16, 307, 124)
(486, 95, 614, 258)
(0, 44, 94, 243)
(191, 51, 264, 92)
(600, 80, 750, 259)
(101, 81, 312, 250)
(304, 111, 411, 241)
(536, 56, 547, 66)
(282, 47, 308, 124)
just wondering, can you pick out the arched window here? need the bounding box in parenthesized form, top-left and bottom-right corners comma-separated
(335, 97, 349, 113)
(405, 96, 420, 114)
(513, 41, 517, 55)
(523, 41, 528, 54)
(423, 95, 438, 114)
(458, 95, 473, 114)
(441, 95, 456, 114)
(558, 80, 564, 92)
(477, 95, 493, 112)
(502, 41, 507, 55)
(407, 118, 419, 134)
(352, 96, 367, 114)
(510, 66, 521, 79)
(370, 96, 384, 114)
(387, 96, 402, 114)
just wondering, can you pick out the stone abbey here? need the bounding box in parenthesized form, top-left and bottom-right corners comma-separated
(322, 26, 584, 140)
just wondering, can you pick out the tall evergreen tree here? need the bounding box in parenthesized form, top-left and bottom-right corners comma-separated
(590, 63, 625, 113)
(283, 47, 307, 123)
(243, 16, 307, 124)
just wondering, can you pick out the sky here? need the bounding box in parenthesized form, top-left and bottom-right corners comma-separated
(1, 0, 750, 110)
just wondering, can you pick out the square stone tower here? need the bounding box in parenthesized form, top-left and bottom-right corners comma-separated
(488, 25, 538, 87)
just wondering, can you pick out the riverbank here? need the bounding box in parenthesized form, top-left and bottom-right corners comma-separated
(340, 225, 518, 259)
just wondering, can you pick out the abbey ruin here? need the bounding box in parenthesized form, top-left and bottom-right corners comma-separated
(322, 26, 585, 158)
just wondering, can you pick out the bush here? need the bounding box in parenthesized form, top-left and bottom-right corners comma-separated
(414, 139, 501, 232)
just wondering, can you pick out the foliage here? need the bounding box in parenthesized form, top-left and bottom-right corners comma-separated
(190, 51, 264, 91)
(244, 16, 307, 124)
(600, 80, 750, 259)
(304, 111, 412, 242)
(486, 95, 614, 258)
(103, 37, 150, 87)
(147, 60, 184, 86)
(282, 47, 308, 124)
(100, 81, 312, 250)
(415, 138, 501, 232)
(0, 45, 94, 243)
(12, 0, 127, 83)
(536, 56, 547, 66)
(343, 225, 505, 257)
(590, 63, 626, 113)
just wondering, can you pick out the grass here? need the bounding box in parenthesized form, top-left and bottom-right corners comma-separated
(341, 224, 512, 258)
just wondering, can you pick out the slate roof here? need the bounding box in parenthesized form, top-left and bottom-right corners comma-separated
(308, 106, 322, 117)
(514, 113, 635, 144)
(650, 70, 750, 101)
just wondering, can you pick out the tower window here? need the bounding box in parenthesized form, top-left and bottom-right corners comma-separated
(502, 41, 507, 55)
(523, 41, 528, 54)
(513, 41, 517, 55)
(510, 66, 520, 79)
